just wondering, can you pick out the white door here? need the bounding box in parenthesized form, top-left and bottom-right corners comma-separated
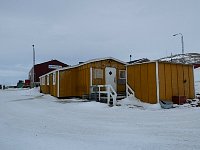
(105, 67, 117, 91)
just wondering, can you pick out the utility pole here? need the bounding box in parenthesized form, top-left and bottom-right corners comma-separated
(32, 44, 35, 87)
(173, 33, 184, 62)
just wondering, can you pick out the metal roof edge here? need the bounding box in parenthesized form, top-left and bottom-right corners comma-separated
(126, 60, 157, 66)
(40, 57, 127, 78)
(126, 60, 194, 66)
(58, 57, 127, 71)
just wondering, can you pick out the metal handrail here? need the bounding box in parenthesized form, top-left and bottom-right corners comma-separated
(108, 85, 117, 106)
(90, 85, 117, 106)
(126, 84, 135, 97)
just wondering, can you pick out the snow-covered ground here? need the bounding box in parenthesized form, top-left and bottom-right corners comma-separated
(1, 88, 200, 150)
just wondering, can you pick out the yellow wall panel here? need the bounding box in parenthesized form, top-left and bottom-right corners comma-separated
(171, 64, 178, 96)
(127, 62, 194, 103)
(140, 64, 149, 102)
(165, 64, 172, 100)
(49, 74, 53, 96)
(147, 63, 157, 104)
(183, 66, 189, 97)
(158, 63, 166, 100)
(59, 71, 67, 97)
(177, 65, 184, 96)
(134, 65, 141, 99)
(41, 59, 126, 98)
(127, 67, 135, 91)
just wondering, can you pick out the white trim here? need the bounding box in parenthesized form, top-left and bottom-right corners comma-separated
(40, 77, 42, 85)
(155, 61, 160, 103)
(57, 71, 60, 97)
(53, 72, 56, 85)
(192, 65, 195, 97)
(126, 66, 128, 97)
(40, 70, 56, 79)
(58, 57, 127, 71)
(39, 57, 127, 79)
(41, 76, 45, 85)
(90, 67, 92, 86)
(47, 75, 49, 85)
(44, 77, 46, 85)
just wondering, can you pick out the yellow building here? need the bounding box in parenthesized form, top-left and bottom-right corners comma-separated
(127, 61, 195, 104)
(40, 57, 127, 98)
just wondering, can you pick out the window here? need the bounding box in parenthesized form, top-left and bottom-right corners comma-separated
(119, 70, 126, 79)
(94, 69, 103, 79)
(40, 78, 42, 85)
(41, 77, 45, 85)
(53, 72, 56, 85)
(47, 75, 49, 85)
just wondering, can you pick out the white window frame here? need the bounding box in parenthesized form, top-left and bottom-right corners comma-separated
(53, 72, 56, 85)
(94, 68, 103, 79)
(119, 70, 126, 79)
(47, 75, 49, 85)
(41, 77, 45, 85)
(40, 78, 42, 85)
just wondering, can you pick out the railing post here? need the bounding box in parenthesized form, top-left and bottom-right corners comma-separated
(98, 86, 100, 101)
(107, 86, 110, 105)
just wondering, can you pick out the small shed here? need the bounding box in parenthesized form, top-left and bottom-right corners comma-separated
(40, 57, 127, 98)
(127, 61, 195, 104)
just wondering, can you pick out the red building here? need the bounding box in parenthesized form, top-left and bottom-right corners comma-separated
(29, 60, 68, 86)
(194, 64, 200, 69)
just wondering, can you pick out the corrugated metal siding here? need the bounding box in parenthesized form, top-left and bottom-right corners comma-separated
(171, 64, 178, 96)
(141, 64, 148, 102)
(53, 59, 126, 98)
(165, 63, 172, 100)
(158, 62, 195, 101)
(49, 74, 53, 96)
(183, 65, 189, 97)
(177, 65, 184, 96)
(134, 65, 142, 99)
(127, 62, 157, 104)
(158, 63, 166, 100)
(127, 62, 195, 104)
(147, 63, 157, 104)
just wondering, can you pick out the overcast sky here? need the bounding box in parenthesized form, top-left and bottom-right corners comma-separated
(1, 0, 200, 85)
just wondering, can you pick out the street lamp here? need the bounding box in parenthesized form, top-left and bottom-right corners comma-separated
(173, 33, 184, 55)
(32, 44, 35, 87)
(129, 49, 133, 62)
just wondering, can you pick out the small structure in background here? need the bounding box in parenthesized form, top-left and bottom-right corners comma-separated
(29, 59, 68, 87)
(17, 80, 24, 88)
(24, 80, 30, 88)
(0, 85, 6, 90)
